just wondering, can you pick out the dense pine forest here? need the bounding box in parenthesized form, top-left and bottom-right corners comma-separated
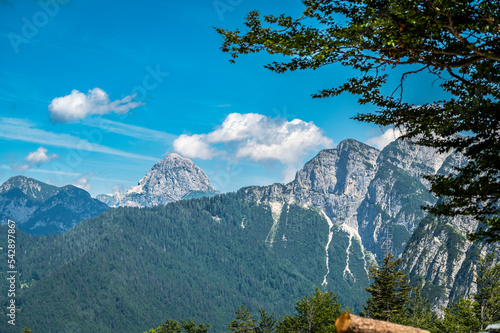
(0, 192, 369, 332)
(1, 191, 499, 332)
(138, 253, 500, 333)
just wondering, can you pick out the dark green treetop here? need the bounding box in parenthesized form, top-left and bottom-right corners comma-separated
(473, 251, 500, 330)
(216, 0, 500, 242)
(143, 319, 210, 333)
(276, 287, 343, 333)
(228, 305, 258, 333)
(364, 252, 411, 321)
(439, 297, 481, 333)
(392, 284, 439, 333)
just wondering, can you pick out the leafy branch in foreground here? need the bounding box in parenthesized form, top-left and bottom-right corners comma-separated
(216, 0, 500, 242)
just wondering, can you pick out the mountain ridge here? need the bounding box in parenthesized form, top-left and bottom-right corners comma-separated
(239, 137, 490, 309)
(0, 175, 109, 235)
(0, 137, 494, 332)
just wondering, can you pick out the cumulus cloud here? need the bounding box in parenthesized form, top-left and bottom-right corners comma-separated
(25, 147, 59, 165)
(173, 113, 333, 181)
(366, 128, 403, 150)
(12, 147, 59, 172)
(49, 88, 144, 122)
(205, 113, 267, 143)
(173, 134, 216, 160)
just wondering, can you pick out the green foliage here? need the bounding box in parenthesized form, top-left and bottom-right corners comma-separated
(392, 284, 439, 333)
(216, 0, 500, 242)
(364, 252, 411, 321)
(275, 287, 343, 333)
(439, 298, 481, 333)
(227, 305, 257, 333)
(143, 319, 209, 333)
(256, 308, 277, 333)
(473, 251, 500, 329)
(22, 327, 32, 333)
(0, 193, 367, 333)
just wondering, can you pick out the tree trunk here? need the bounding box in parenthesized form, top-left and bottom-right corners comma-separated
(335, 313, 431, 333)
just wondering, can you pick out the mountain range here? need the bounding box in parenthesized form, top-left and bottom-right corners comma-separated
(0, 138, 497, 332)
(0, 176, 109, 235)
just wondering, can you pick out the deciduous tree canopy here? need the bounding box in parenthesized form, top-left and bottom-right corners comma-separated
(216, 0, 500, 242)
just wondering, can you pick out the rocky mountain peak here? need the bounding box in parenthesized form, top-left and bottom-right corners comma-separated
(0, 175, 59, 202)
(99, 153, 219, 207)
(153, 153, 193, 169)
(293, 139, 380, 197)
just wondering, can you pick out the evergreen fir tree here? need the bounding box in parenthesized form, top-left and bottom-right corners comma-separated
(256, 308, 277, 333)
(227, 305, 257, 333)
(473, 251, 500, 330)
(439, 298, 480, 333)
(392, 284, 439, 333)
(364, 252, 411, 321)
(143, 319, 209, 333)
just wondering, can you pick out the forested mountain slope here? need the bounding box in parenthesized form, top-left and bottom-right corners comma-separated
(0, 138, 491, 332)
(0, 192, 369, 332)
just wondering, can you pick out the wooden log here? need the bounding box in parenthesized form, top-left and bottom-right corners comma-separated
(335, 313, 431, 333)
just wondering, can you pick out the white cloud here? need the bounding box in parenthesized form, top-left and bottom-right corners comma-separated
(13, 146, 60, 172)
(366, 128, 403, 150)
(73, 175, 91, 192)
(0, 117, 158, 161)
(173, 134, 216, 159)
(25, 147, 59, 165)
(233, 118, 333, 165)
(206, 113, 266, 143)
(49, 88, 144, 123)
(173, 113, 333, 181)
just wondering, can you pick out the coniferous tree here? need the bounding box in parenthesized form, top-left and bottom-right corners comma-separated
(144, 319, 181, 333)
(439, 298, 480, 333)
(392, 284, 439, 333)
(256, 308, 277, 333)
(364, 252, 411, 321)
(143, 319, 210, 333)
(473, 251, 500, 330)
(228, 305, 257, 333)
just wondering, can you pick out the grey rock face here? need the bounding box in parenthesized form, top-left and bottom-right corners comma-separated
(98, 153, 219, 207)
(401, 214, 499, 311)
(242, 139, 381, 289)
(243, 137, 480, 308)
(356, 139, 451, 257)
(244, 138, 451, 258)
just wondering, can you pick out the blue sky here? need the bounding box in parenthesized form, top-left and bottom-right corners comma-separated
(0, 0, 446, 196)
